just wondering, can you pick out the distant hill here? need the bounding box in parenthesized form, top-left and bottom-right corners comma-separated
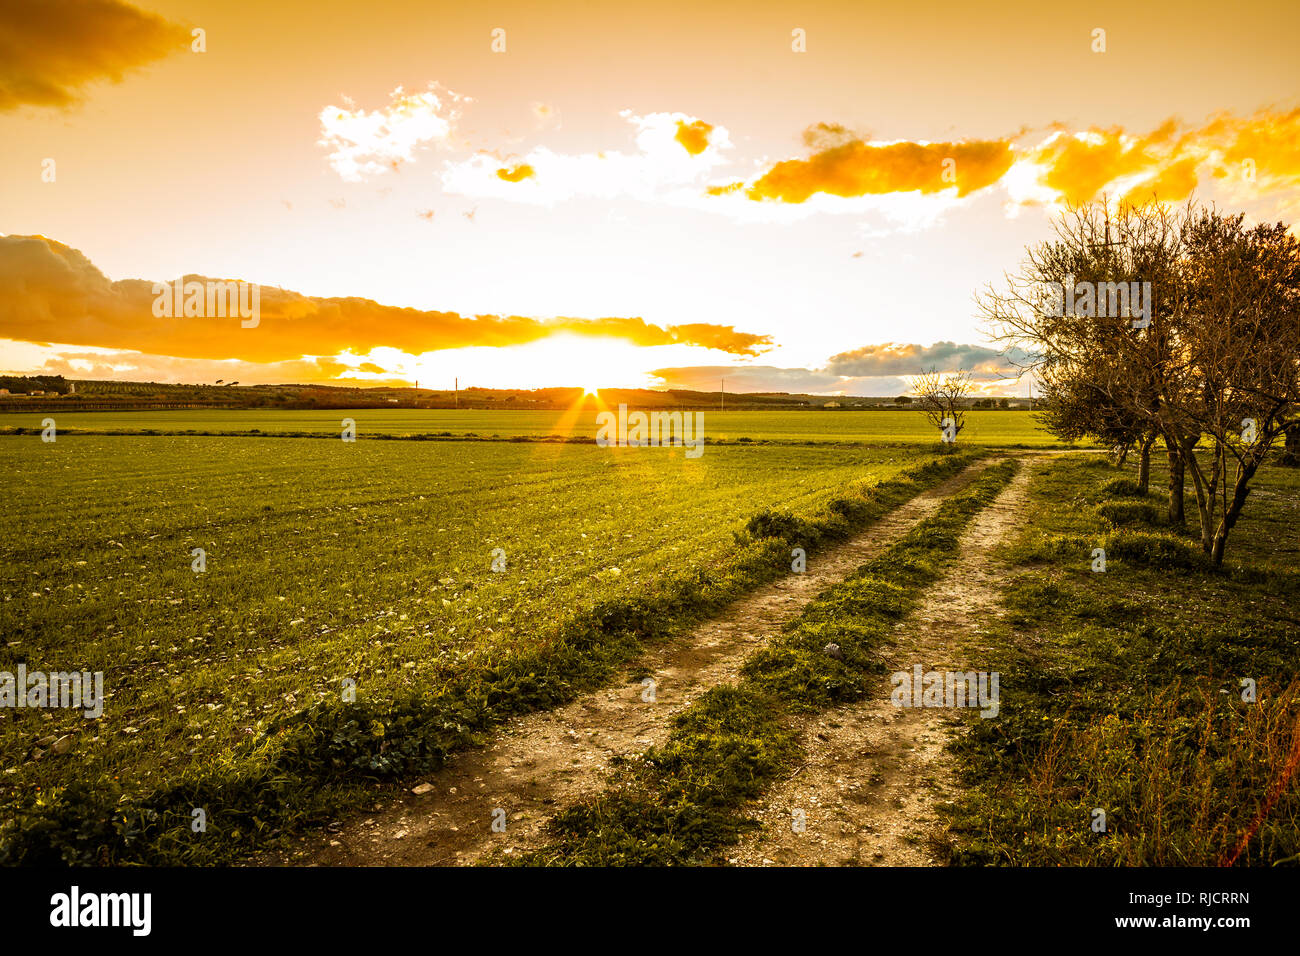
(0, 375, 1032, 412)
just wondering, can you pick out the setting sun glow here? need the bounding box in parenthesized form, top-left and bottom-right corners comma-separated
(401, 334, 709, 392)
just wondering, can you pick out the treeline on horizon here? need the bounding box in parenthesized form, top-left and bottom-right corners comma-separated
(0, 375, 1033, 413)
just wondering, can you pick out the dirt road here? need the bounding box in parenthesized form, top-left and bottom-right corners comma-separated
(727, 458, 1040, 866)
(271, 459, 997, 866)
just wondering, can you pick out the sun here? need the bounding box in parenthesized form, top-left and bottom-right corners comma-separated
(405, 334, 655, 394)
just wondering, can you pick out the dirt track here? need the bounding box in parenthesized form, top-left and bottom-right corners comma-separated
(270, 459, 997, 866)
(727, 458, 1040, 866)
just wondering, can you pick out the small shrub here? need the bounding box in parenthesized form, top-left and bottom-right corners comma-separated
(1103, 529, 1205, 570)
(1099, 477, 1146, 498)
(744, 509, 810, 543)
(1097, 499, 1163, 528)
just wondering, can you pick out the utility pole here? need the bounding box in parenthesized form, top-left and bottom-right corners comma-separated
(454, 377, 459, 409)
(721, 378, 725, 412)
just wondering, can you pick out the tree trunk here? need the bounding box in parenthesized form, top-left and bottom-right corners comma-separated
(1196, 444, 1225, 555)
(1183, 444, 1217, 554)
(1282, 421, 1300, 467)
(1137, 433, 1154, 495)
(1210, 462, 1257, 567)
(1165, 435, 1186, 524)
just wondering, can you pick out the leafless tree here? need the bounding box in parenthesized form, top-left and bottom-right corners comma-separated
(980, 198, 1300, 565)
(979, 199, 1185, 498)
(1168, 211, 1300, 563)
(912, 367, 972, 447)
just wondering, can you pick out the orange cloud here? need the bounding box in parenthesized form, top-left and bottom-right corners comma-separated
(655, 322, 774, 355)
(7, 347, 365, 387)
(1122, 156, 1200, 205)
(674, 119, 713, 156)
(0, 0, 189, 111)
(0, 236, 775, 363)
(1022, 109, 1300, 208)
(442, 110, 731, 205)
(746, 136, 1015, 202)
(705, 181, 745, 196)
(801, 122, 859, 149)
(719, 108, 1300, 215)
(1032, 129, 1151, 205)
(496, 163, 536, 182)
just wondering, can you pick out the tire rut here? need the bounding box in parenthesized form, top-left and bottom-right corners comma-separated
(270, 458, 996, 866)
(727, 455, 1044, 867)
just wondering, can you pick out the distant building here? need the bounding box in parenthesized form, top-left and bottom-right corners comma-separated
(824, 401, 841, 408)
(28, 390, 45, 397)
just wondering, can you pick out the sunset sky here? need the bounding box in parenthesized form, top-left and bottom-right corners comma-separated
(2, 0, 1298, 394)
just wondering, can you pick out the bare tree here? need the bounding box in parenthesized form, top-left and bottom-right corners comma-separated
(980, 197, 1300, 565)
(1166, 212, 1300, 563)
(913, 368, 972, 447)
(979, 199, 1186, 500)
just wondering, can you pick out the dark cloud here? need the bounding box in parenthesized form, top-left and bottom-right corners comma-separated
(825, 341, 1029, 379)
(652, 342, 1030, 395)
(0, 0, 189, 111)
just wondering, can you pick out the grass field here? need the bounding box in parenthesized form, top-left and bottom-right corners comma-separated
(942, 454, 1300, 866)
(0, 431, 962, 862)
(0, 408, 1069, 446)
(3, 411, 1294, 868)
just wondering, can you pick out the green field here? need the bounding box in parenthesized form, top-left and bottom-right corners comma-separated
(0, 408, 1070, 446)
(9, 408, 1292, 868)
(943, 455, 1300, 866)
(1, 432, 956, 861)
